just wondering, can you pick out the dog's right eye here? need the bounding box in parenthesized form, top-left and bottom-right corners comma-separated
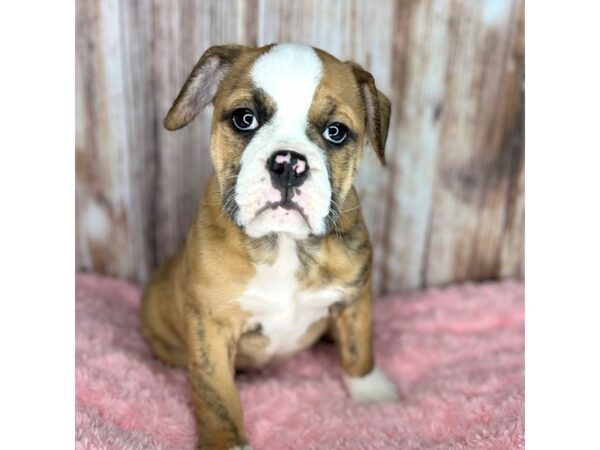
(232, 108, 259, 131)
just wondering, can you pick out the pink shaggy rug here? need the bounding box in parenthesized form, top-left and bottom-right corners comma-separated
(75, 274, 524, 450)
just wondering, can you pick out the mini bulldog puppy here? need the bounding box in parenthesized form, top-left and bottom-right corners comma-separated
(141, 43, 399, 450)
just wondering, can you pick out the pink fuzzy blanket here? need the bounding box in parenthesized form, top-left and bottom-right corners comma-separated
(75, 274, 524, 450)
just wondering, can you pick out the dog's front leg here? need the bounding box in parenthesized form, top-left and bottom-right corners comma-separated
(186, 307, 249, 450)
(331, 286, 400, 404)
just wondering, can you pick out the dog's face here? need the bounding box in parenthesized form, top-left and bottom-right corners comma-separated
(164, 44, 390, 239)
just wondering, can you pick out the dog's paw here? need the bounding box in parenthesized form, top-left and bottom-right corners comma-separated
(343, 366, 400, 404)
(229, 446, 253, 450)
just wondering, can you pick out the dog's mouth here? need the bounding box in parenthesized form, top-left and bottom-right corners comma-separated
(253, 200, 309, 224)
(243, 199, 312, 238)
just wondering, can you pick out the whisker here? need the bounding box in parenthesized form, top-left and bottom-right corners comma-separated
(340, 205, 361, 213)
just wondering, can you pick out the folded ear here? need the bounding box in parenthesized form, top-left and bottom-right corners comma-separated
(164, 45, 248, 131)
(346, 61, 391, 165)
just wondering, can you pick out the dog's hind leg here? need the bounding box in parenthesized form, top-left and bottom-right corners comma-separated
(141, 322, 188, 367)
(140, 257, 188, 368)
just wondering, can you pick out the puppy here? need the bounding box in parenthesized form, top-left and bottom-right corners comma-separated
(141, 43, 399, 450)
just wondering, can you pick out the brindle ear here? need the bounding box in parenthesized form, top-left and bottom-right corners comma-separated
(164, 45, 248, 131)
(346, 61, 391, 165)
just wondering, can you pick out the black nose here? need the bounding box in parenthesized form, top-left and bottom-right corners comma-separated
(267, 150, 310, 191)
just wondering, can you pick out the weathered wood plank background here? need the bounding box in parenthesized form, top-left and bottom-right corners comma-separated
(76, 0, 524, 294)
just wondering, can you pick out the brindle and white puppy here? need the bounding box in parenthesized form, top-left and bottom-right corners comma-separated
(141, 43, 398, 450)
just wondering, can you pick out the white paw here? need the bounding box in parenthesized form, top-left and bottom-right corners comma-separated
(229, 446, 253, 450)
(344, 366, 400, 404)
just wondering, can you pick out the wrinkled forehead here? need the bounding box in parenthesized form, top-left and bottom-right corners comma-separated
(219, 44, 364, 131)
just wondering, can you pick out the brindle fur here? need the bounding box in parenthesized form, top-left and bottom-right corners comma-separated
(141, 44, 391, 450)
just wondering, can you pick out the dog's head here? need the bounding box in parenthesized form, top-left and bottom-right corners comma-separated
(164, 43, 390, 239)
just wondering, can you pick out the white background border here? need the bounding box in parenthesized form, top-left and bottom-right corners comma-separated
(526, 0, 600, 449)
(0, 1, 74, 448)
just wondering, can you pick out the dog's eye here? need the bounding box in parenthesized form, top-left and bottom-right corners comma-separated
(232, 108, 259, 131)
(322, 122, 348, 145)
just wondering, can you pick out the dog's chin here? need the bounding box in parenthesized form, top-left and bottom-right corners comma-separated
(244, 206, 311, 239)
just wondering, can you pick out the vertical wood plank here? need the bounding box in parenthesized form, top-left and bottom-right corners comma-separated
(380, 0, 452, 293)
(500, 150, 524, 279)
(499, 3, 525, 279)
(75, 0, 155, 281)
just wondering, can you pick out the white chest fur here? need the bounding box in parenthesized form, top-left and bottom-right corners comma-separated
(237, 234, 344, 356)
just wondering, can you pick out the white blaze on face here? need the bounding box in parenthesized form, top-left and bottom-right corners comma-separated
(234, 44, 332, 239)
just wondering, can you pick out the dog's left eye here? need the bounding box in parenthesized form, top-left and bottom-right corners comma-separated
(232, 108, 259, 131)
(322, 122, 348, 145)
